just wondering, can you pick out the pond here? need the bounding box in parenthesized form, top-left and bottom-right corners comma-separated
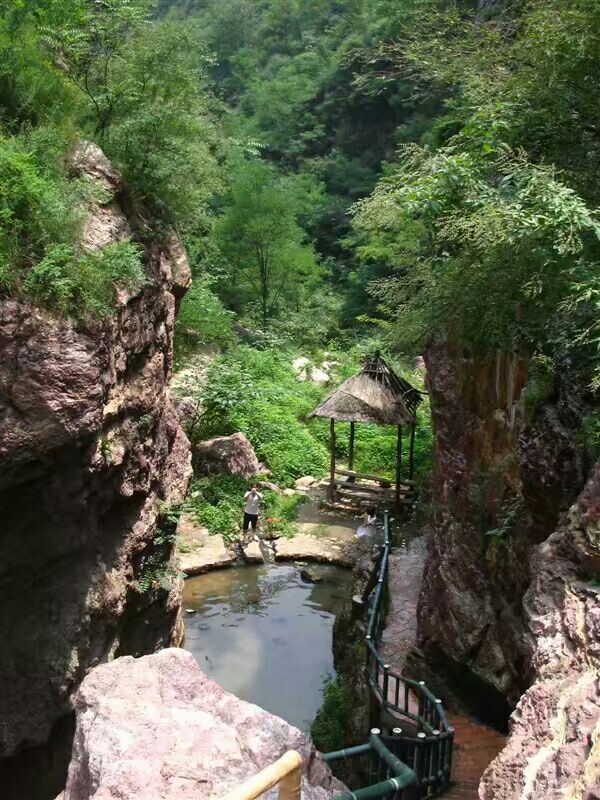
(182, 562, 352, 732)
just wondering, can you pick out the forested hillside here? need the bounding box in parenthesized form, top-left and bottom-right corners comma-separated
(1, 0, 599, 477)
(3, 1, 599, 372)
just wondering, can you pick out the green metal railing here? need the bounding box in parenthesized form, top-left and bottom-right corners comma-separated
(325, 729, 418, 800)
(324, 511, 454, 799)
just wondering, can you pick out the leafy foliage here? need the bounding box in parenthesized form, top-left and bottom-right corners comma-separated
(24, 241, 145, 318)
(0, 0, 227, 316)
(310, 674, 355, 754)
(350, 0, 600, 394)
(354, 144, 600, 352)
(197, 346, 329, 486)
(176, 275, 235, 347)
(0, 127, 145, 315)
(213, 160, 321, 330)
(183, 473, 304, 541)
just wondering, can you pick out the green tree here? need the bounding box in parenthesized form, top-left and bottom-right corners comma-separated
(353, 0, 600, 388)
(41, 2, 223, 232)
(214, 160, 320, 330)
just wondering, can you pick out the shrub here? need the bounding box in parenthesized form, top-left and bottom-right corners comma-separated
(0, 128, 80, 289)
(311, 675, 355, 754)
(184, 474, 305, 541)
(0, 128, 146, 318)
(24, 241, 145, 318)
(176, 274, 234, 347)
(198, 346, 329, 486)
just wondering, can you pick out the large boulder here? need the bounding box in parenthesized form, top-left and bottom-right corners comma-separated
(195, 432, 259, 479)
(62, 649, 345, 800)
(292, 357, 330, 385)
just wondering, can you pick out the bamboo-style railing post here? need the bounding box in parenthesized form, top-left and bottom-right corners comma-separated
(279, 755, 302, 800)
(348, 420, 355, 471)
(223, 751, 302, 800)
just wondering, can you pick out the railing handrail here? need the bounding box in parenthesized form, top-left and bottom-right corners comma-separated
(222, 750, 302, 800)
(360, 510, 454, 796)
(325, 731, 418, 800)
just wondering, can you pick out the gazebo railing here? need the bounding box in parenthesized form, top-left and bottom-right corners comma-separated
(362, 511, 454, 798)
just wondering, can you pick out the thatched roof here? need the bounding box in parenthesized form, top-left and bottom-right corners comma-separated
(310, 352, 422, 425)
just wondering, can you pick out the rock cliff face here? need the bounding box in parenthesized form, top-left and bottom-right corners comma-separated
(0, 143, 192, 794)
(418, 344, 591, 706)
(481, 465, 600, 799)
(60, 649, 345, 800)
(417, 342, 599, 793)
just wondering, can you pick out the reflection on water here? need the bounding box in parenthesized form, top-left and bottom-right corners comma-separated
(182, 563, 351, 732)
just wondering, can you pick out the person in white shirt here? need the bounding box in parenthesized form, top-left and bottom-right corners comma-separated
(356, 506, 378, 538)
(243, 484, 263, 535)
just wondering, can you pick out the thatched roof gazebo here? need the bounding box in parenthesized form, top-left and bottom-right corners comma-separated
(310, 352, 422, 510)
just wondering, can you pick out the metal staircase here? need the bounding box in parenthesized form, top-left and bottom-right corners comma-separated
(323, 511, 454, 800)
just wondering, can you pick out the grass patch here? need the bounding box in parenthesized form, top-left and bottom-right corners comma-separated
(311, 675, 355, 754)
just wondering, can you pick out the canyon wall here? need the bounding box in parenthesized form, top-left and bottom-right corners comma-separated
(419, 344, 591, 705)
(0, 144, 192, 795)
(481, 465, 600, 799)
(418, 342, 599, 794)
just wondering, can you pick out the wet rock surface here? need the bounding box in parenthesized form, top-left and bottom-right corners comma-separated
(0, 143, 192, 784)
(61, 649, 346, 800)
(176, 514, 236, 574)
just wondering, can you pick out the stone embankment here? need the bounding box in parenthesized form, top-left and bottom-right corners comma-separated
(177, 489, 360, 574)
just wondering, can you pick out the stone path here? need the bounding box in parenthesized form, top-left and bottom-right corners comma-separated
(380, 535, 427, 669)
(275, 528, 356, 566)
(176, 514, 235, 575)
(379, 527, 505, 800)
(176, 497, 360, 575)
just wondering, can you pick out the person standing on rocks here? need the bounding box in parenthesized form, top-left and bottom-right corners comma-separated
(243, 484, 263, 538)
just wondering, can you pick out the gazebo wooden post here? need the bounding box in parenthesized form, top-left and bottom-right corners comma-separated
(348, 421, 355, 472)
(329, 418, 336, 502)
(408, 421, 416, 482)
(395, 424, 403, 509)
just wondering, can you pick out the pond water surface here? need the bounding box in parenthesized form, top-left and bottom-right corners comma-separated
(182, 562, 351, 732)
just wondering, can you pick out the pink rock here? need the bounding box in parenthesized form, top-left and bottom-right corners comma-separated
(196, 432, 260, 479)
(64, 649, 345, 800)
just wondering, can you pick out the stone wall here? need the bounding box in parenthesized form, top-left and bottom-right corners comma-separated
(0, 144, 192, 795)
